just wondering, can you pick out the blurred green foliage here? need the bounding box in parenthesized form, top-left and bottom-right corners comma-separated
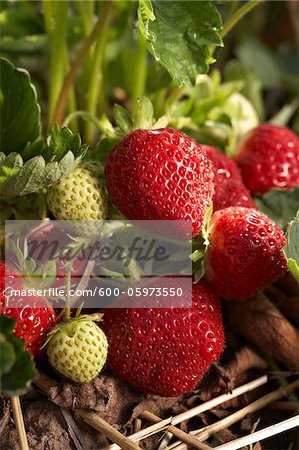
(0, 0, 298, 130)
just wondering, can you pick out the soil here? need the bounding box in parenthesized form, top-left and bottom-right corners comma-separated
(1, 279, 299, 449)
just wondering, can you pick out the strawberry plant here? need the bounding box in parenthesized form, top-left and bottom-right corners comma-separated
(0, 314, 37, 397)
(0, 1, 299, 449)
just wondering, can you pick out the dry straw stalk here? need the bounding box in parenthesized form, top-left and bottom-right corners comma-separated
(10, 396, 29, 450)
(214, 415, 299, 450)
(107, 375, 268, 450)
(167, 378, 299, 450)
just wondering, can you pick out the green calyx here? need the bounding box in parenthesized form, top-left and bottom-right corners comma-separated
(112, 97, 169, 136)
(192, 203, 213, 283)
(44, 313, 104, 345)
(283, 210, 299, 284)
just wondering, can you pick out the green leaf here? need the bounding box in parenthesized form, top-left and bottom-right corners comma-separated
(216, 93, 259, 156)
(32, 260, 57, 290)
(191, 248, 205, 263)
(224, 60, 264, 121)
(0, 57, 41, 155)
(0, 127, 88, 196)
(45, 125, 88, 162)
(113, 104, 133, 134)
(284, 212, 299, 284)
(236, 38, 281, 88)
(21, 138, 46, 162)
(0, 336, 16, 376)
(1, 349, 36, 397)
(0, 314, 16, 335)
(138, 0, 222, 86)
(1, 35, 48, 54)
(152, 115, 169, 129)
(269, 98, 299, 127)
(96, 137, 120, 167)
(133, 96, 154, 129)
(0, 314, 37, 397)
(254, 187, 299, 229)
(0, 151, 84, 196)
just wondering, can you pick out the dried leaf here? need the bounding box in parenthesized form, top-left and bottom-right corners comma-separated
(129, 395, 186, 426)
(61, 408, 86, 450)
(253, 443, 262, 450)
(266, 286, 299, 326)
(276, 273, 299, 296)
(198, 347, 267, 405)
(228, 295, 299, 371)
(48, 373, 140, 428)
(0, 400, 10, 436)
(216, 428, 248, 450)
(221, 346, 267, 386)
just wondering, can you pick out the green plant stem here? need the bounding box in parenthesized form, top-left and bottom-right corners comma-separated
(63, 47, 78, 133)
(38, 192, 47, 220)
(42, 0, 53, 35)
(47, 0, 69, 128)
(64, 264, 72, 322)
(53, 1, 112, 127)
(77, 0, 94, 36)
(220, 0, 263, 39)
(76, 0, 94, 131)
(85, 1, 112, 145)
(63, 111, 101, 128)
(132, 29, 148, 115)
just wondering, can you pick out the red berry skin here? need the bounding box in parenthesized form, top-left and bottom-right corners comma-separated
(105, 129, 214, 237)
(203, 145, 256, 211)
(0, 262, 57, 357)
(205, 207, 287, 301)
(235, 124, 299, 195)
(102, 280, 224, 397)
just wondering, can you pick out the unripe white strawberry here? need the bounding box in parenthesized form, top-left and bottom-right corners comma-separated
(47, 315, 108, 383)
(47, 167, 108, 227)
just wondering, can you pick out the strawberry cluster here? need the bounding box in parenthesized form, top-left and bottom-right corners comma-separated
(1, 123, 298, 397)
(102, 124, 297, 396)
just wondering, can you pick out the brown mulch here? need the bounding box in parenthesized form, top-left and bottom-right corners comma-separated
(1, 280, 299, 449)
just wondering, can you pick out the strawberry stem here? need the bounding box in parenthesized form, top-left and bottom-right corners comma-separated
(132, 28, 148, 116)
(133, 97, 154, 130)
(53, 1, 112, 127)
(220, 0, 263, 39)
(64, 262, 72, 322)
(43, 0, 69, 129)
(85, 0, 112, 145)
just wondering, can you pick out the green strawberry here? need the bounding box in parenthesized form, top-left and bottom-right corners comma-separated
(47, 167, 108, 223)
(47, 315, 108, 383)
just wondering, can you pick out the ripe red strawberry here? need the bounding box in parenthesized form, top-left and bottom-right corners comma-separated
(0, 262, 57, 356)
(205, 207, 287, 300)
(102, 280, 224, 397)
(235, 124, 299, 194)
(203, 145, 255, 211)
(105, 128, 214, 237)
